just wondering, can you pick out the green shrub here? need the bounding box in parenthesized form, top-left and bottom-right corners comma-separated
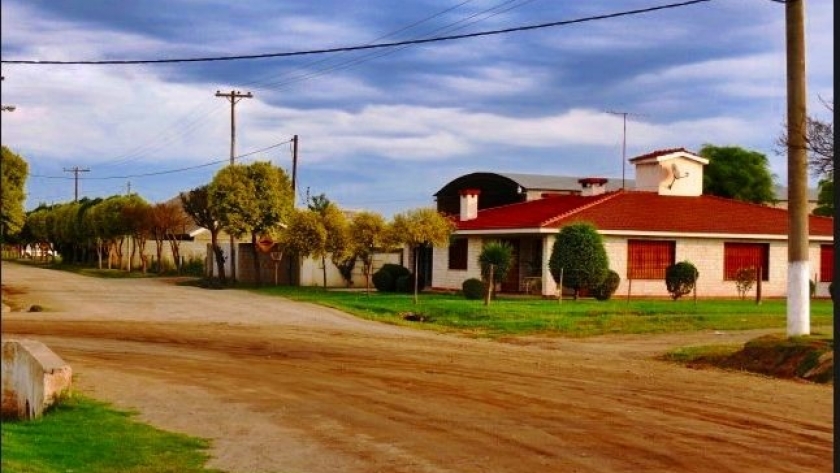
(461, 278, 485, 300)
(372, 269, 394, 292)
(548, 223, 609, 300)
(809, 279, 816, 298)
(181, 256, 205, 277)
(395, 275, 411, 293)
(665, 261, 699, 300)
(592, 269, 620, 301)
(734, 267, 756, 300)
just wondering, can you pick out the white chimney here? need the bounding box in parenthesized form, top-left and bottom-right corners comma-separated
(459, 188, 481, 221)
(578, 178, 608, 196)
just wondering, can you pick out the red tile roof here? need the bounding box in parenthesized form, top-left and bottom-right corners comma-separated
(455, 190, 834, 237)
(628, 147, 693, 162)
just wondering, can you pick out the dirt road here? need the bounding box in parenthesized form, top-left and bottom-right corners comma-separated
(1, 262, 832, 473)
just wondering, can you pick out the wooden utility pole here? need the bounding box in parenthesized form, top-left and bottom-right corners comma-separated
(63, 166, 90, 202)
(784, 0, 809, 336)
(215, 90, 253, 283)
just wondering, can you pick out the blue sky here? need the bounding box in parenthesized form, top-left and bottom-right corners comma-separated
(1, 0, 834, 218)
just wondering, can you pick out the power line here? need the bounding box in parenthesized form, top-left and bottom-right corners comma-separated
(30, 139, 292, 181)
(63, 166, 90, 201)
(2, 1, 711, 65)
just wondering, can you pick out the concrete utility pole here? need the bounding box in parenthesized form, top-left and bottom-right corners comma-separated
(215, 90, 253, 283)
(63, 167, 90, 202)
(785, 0, 809, 336)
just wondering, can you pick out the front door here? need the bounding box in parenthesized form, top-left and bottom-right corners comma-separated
(500, 238, 520, 293)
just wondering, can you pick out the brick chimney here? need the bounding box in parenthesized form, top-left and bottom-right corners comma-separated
(578, 178, 608, 196)
(459, 189, 481, 221)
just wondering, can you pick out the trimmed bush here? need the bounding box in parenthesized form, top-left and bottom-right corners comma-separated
(665, 261, 699, 300)
(372, 264, 411, 292)
(395, 274, 411, 293)
(462, 278, 485, 300)
(592, 270, 620, 301)
(372, 269, 394, 292)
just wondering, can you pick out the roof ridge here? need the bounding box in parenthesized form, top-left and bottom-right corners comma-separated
(540, 189, 623, 227)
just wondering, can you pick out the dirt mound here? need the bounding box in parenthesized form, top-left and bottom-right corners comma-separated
(712, 334, 833, 384)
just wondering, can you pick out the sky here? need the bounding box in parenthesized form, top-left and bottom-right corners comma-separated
(0, 0, 834, 218)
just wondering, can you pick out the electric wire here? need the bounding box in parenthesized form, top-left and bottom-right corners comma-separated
(2, 1, 711, 65)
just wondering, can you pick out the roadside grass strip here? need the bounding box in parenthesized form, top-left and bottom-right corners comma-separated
(1, 394, 224, 473)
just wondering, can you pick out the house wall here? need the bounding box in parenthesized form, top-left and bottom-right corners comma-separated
(433, 234, 832, 299)
(431, 238, 484, 290)
(298, 251, 402, 288)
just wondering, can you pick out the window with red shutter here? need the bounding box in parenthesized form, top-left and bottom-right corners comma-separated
(723, 242, 769, 281)
(627, 240, 675, 279)
(819, 244, 834, 282)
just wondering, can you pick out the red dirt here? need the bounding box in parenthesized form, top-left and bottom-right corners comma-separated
(0, 262, 833, 473)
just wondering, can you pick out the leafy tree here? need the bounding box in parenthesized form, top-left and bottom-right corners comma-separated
(478, 241, 513, 306)
(390, 208, 455, 303)
(121, 195, 152, 272)
(348, 211, 390, 294)
(181, 186, 226, 282)
(700, 145, 776, 204)
(308, 194, 352, 288)
(734, 267, 757, 300)
(209, 162, 294, 286)
(281, 209, 327, 273)
(548, 222, 609, 300)
(665, 261, 699, 300)
(813, 179, 833, 217)
(1, 146, 29, 242)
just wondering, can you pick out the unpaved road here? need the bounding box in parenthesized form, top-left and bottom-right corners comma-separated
(1, 262, 832, 473)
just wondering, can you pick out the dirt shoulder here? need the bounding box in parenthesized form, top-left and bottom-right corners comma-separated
(1, 262, 833, 473)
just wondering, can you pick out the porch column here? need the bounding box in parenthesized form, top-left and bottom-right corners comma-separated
(541, 235, 557, 297)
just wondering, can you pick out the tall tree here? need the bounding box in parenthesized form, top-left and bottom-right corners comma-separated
(180, 186, 226, 282)
(776, 97, 834, 179)
(1, 146, 29, 242)
(813, 179, 833, 217)
(548, 222, 609, 300)
(209, 162, 293, 286)
(389, 208, 454, 303)
(700, 145, 777, 204)
(348, 211, 389, 294)
(281, 208, 327, 277)
(308, 194, 352, 288)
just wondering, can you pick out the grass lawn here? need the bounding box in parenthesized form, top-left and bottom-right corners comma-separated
(252, 285, 834, 337)
(1, 394, 223, 473)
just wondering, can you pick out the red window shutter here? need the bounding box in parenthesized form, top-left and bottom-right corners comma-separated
(724, 243, 769, 281)
(627, 240, 675, 280)
(820, 245, 834, 282)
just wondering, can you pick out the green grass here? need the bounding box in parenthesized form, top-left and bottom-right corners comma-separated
(251, 285, 834, 337)
(1, 394, 223, 473)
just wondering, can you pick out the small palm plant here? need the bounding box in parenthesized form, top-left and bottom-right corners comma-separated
(478, 241, 514, 306)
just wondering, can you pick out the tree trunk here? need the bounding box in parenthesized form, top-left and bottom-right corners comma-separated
(484, 264, 494, 306)
(210, 230, 226, 284)
(251, 232, 262, 287)
(321, 255, 328, 289)
(413, 247, 419, 304)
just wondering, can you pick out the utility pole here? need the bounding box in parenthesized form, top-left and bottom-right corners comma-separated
(126, 181, 132, 196)
(63, 166, 90, 202)
(605, 110, 641, 189)
(215, 89, 253, 283)
(291, 135, 299, 205)
(784, 0, 809, 336)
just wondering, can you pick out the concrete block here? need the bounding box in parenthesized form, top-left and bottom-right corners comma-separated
(1, 339, 72, 420)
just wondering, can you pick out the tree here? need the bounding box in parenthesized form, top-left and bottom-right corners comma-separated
(700, 145, 776, 204)
(665, 261, 698, 300)
(209, 162, 294, 286)
(1, 146, 29, 242)
(181, 186, 226, 282)
(308, 194, 352, 288)
(281, 208, 327, 274)
(548, 222, 609, 300)
(150, 200, 190, 274)
(348, 211, 390, 294)
(776, 97, 834, 179)
(389, 208, 455, 304)
(813, 179, 833, 217)
(121, 195, 152, 272)
(478, 241, 513, 306)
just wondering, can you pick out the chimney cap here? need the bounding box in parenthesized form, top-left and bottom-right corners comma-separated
(578, 177, 608, 187)
(459, 188, 482, 196)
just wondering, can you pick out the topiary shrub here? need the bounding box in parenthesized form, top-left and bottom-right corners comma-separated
(462, 278, 485, 300)
(592, 269, 620, 301)
(809, 279, 816, 298)
(395, 274, 412, 293)
(665, 261, 699, 300)
(372, 269, 394, 292)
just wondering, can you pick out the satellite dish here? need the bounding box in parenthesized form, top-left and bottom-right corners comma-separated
(668, 163, 689, 189)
